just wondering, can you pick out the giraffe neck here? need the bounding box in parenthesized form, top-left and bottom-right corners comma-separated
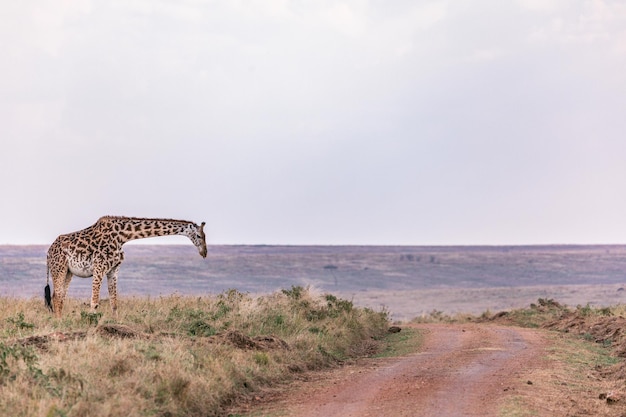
(99, 216, 197, 245)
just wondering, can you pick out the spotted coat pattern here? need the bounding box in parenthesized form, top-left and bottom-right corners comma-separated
(46, 216, 207, 317)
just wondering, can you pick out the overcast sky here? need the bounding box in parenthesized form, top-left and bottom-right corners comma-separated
(1, 0, 625, 246)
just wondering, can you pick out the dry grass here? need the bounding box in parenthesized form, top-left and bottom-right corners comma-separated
(0, 287, 388, 417)
(498, 332, 622, 417)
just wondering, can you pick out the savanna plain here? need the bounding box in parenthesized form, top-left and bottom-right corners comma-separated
(2, 245, 626, 416)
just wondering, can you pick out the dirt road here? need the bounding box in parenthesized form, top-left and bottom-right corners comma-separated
(250, 324, 548, 417)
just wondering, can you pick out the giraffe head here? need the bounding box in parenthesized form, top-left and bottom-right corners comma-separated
(192, 221, 208, 258)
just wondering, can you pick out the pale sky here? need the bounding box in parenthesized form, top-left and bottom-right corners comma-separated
(1, 0, 626, 245)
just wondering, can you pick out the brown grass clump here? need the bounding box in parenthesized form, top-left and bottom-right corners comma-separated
(0, 287, 388, 417)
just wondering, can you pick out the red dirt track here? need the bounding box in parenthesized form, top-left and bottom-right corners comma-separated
(275, 324, 547, 417)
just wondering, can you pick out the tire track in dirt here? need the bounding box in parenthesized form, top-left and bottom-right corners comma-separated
(279, 324, 546, 417)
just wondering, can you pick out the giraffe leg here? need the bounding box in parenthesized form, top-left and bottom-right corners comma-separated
(62, 271, 73, 314)
(52, 271, 72, 318)
(52, 285, 63, 319)
(106, 264, 120, 316)
(91, 268, 105, 311)
(51, 273, 62, 318)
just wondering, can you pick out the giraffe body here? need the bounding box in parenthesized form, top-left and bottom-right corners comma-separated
(46, 216, 207, 317)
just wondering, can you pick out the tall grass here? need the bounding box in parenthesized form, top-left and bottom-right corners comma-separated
(0, 287, 388, 417)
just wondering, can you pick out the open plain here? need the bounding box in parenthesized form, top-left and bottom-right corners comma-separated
(2, 244, 626, 320)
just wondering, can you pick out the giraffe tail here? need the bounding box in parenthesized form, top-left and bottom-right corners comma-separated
(45, 269, 53, 312)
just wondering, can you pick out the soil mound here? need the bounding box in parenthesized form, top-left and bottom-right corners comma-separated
(543, 313, 626, 357)
(97, 323, 143, 339)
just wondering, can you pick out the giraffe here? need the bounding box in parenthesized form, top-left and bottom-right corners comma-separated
(45, 216, 207, 318)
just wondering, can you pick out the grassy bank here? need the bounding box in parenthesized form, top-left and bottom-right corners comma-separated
(0, 287, 388, 417)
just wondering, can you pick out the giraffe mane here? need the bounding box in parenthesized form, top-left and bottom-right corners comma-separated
(97, 216, 198, 225)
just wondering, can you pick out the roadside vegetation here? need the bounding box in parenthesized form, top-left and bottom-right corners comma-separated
(0, 286, 388, 417)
